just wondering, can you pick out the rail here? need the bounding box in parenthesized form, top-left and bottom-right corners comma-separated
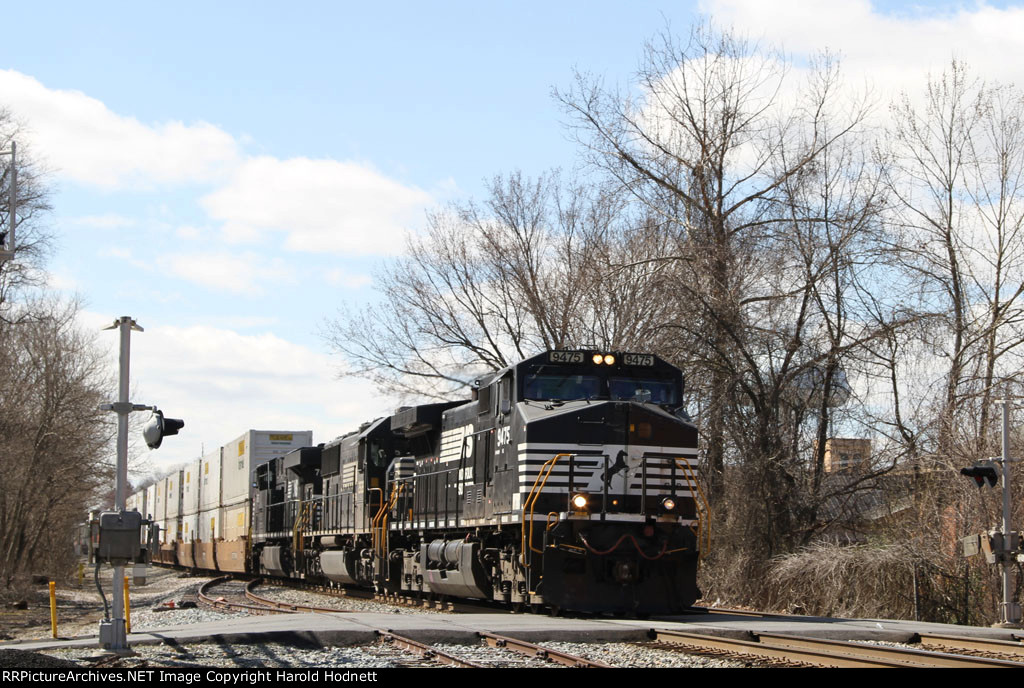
(379, 630, 487, 668)
(916, 632, 1024, 658)
(653, 628, 1024, 668)
(479, 631, 612, 668)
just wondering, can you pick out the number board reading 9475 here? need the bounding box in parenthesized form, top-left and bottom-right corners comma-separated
(549, 350, 585, 364)
(623, 353, 654, 367)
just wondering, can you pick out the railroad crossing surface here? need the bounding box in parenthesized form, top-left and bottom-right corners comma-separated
(7, 609, 1022, 654)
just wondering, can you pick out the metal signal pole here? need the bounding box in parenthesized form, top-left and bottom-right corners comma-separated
(99, 316, 144, 652)
(995, 399, 1021, 627)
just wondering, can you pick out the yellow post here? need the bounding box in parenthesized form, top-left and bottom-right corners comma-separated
(123, 576, 131, 634)
(78, 563, 84, 587)
(48, 581, 57, 639)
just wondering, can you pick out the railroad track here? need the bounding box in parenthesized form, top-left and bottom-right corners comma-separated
(197, 576, 1024, 668)
(195, 580, 609, 667)
(915, 632, 1024, 660)
(251, 575, 490, 614)
(652, 628, 1024, 668)
(197, 576, 283, 614)
(197, 576, 356, 614)
(478, 632, 611, 667)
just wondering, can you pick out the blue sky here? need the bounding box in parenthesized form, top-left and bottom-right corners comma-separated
(2, 0, 1023, 479)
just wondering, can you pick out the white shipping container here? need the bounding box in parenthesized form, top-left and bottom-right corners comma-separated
(125, 490, 141, 514)
(182, 512, 199, 543)
(153, 481, 165, 522)
(199, 448, 222, 511)
(145, 484, 156, 521)
(220, 430, 313, 506)
(165, 473, 181, 519)
(152, 481, 166, 543)
(181, 458, 202, 517)
(198, 507, 219, 542)
(221, 504, 249, 541)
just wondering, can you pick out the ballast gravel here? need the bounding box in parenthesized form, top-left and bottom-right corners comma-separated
(36, 639, 746, 668)
(17, 565, 747, 668)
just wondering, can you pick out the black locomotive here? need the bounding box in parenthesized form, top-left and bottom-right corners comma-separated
(250, 349, 705, 615)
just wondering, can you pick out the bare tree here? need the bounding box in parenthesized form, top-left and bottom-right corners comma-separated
(557, 26, 873, 503)
(0, 297, 115, 586)
(0, 108, 53, 316)
(324, 171, 667, 398)
(875, 60, 1024, 625)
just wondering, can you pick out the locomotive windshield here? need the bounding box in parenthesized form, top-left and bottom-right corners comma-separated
(609, 378, 679, 405)
(523, 373, 601, 401)
(520, 360, 681, 405)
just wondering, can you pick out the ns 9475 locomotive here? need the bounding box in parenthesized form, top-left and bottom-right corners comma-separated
(251, 350, 707, 615)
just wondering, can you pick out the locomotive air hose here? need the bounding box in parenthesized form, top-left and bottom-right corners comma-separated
(579, 533, 668, 560)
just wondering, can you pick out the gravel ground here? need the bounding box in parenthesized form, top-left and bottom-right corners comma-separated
(2, 565, 223, 641)
(35, 641, 425, 668)
(7, 564, 751, 668)
(33, 639, 747, 669)
(252, 584, 451, 615)
(544, 641, 749, 668)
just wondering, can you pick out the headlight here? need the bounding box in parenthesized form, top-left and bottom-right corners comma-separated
(661, 497, 676, 511)
(571, 493, 589, 510)
(591, 354, 604, 365)
(603, 354, 616, 365)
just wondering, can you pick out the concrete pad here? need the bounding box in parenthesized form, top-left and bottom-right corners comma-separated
(4, 609, 1021, 654)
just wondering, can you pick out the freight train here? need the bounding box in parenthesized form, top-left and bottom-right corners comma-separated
(126, 350, 707, 615)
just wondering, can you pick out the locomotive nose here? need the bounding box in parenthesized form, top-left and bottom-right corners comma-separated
(612, 559, 639, 584)
(565, 400, 697, 448)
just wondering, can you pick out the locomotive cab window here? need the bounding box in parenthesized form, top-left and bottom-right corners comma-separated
(523, 370, 601, 401)
(609, 378, 680, 405)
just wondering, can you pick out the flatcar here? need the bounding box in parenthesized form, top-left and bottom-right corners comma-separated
(248, 349, 706, 615)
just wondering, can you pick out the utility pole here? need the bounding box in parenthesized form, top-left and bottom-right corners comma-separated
(0, 141, 16, 263)
(995, 399, 1021, 628)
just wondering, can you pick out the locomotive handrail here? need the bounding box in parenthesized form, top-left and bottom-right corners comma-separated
(369, 487, 387, 555)
(521, 453, 573, 562)
(374, 482, 404, 557)
(675, 457, 710, 559)
(291, 497, 306, 553)
(546, 512, 559, 531)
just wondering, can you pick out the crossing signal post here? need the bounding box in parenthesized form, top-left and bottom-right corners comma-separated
(959, 400, 1021, 628)
(98, 317, 185, 653)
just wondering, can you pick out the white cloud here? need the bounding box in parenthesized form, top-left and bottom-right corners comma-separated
(159, 251, 297, 295)
(0, 70, 239, 189)
(91, 319, 400, 472)
(71, 214, 138, 228)
(44, 270, 78, 291)
(2, 70, 436, 257)
(201, 156, 433, 255)
(325, 268, 372, 289)
(175, 225, 203, 240)
(702, 0, 1024, 103)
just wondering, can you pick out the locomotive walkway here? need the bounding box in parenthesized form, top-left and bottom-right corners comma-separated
(6, 609, 1021, 654)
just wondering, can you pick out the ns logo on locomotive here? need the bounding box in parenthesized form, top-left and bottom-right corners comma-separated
(155, 350, 707, 615)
